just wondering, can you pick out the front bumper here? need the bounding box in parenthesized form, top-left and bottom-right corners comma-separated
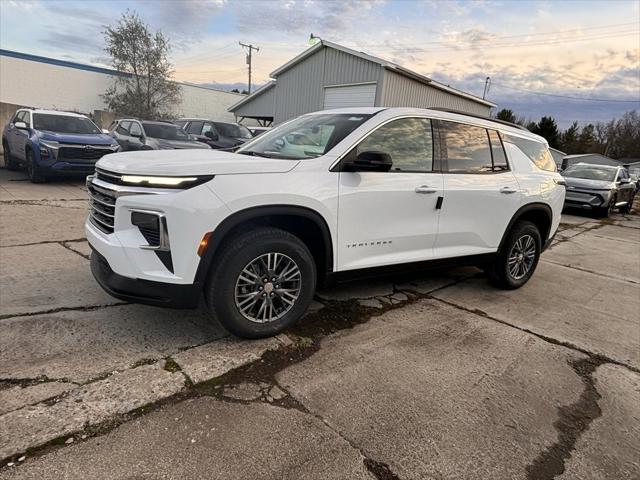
(563, 189, 612, 210)
(90, 248, 201, 308)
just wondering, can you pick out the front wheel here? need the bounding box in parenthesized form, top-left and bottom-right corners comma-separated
(488, 221, 541, 289)
(2, 141, 20, 171)
(26, 148, 46, 183)
(619, 194, 634, 214)
(205, 227, 317, 339)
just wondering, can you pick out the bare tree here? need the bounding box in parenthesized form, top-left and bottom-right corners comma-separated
(102, 11, 181, 119)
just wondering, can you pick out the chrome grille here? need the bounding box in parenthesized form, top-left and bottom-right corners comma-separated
(87, 180, 117, 234)
(87, 169, 179, 235)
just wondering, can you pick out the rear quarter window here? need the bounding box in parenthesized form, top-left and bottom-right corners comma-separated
(503, 134, 556, 172)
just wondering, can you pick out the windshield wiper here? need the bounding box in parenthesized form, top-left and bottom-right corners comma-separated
(237, 150, 273, 158)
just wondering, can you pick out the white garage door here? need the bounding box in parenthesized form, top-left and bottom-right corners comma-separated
(323, 83, 377, 109)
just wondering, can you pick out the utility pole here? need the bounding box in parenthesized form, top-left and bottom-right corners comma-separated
(483, 76, 491, 100)
(239, 42, 259, 94)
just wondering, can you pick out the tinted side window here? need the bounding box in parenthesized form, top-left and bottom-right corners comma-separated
(186, 121, 204, 135)
(618, 169, 628, 180)
(202, 123, 216, 137)
(356, 118, 433, 172)
(16, 111, 29, 125)
(502, 134, 556, 172)
(129, 122, 142, 137)
(116, 121, 130, 135)
(441, 121, 492, 173)
(488, 130, 509, 171)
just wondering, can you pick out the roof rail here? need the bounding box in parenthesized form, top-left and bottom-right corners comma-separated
(429, 107, 529, 131)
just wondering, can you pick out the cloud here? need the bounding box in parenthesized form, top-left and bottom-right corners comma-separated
(231, 0, 385, 37)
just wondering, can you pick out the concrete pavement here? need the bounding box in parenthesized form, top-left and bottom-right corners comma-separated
(1, 167, 638, 479)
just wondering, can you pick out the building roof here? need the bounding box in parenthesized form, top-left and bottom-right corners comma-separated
(270, 40, 496, 108)
(0, 49, 243, 96)
(228, 81, 276, 111)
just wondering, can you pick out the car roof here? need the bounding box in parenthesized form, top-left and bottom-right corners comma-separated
(177, 118, 242, 126)
(572, 163, 619, 169)
(22, 108, 88, 118)
(305, 107, 545, 143)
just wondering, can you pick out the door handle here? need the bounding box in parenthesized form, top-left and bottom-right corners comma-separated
(415, 185, 438, 194)
(500, 186, 518, 194)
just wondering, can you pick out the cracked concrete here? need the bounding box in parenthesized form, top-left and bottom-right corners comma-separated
(1, 169, 638, 478)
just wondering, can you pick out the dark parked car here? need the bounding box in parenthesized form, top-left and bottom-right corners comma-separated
(2, 108, 119, 183)
(562, 163, 636, 216)
(109, 119, 210, 151)
(174, 119, 253, 150)
(247, 126, 271, 137)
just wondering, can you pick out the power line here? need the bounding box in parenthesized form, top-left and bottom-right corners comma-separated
(491, 82, 640, 103)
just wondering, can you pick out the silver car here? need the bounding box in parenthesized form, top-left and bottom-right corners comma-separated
(562, 163, 636, 216)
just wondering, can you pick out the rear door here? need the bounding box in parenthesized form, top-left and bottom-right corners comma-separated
(434, 121, 522, 258)
(336, 117, 444, 271)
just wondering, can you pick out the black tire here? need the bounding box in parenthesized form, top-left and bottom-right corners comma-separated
(595, 195, 615, 218)
(619, 194, 634, 214)
(488, 221, 541, 290)
(205, 227, 317, 339)
(2, 140, 19, 171)
(26, 148, 46, 183)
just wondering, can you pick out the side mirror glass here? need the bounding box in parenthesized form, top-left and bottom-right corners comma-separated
(204, 131, 218, 141)
(346, 151, 393, 172)
(14, 121, 28, 130)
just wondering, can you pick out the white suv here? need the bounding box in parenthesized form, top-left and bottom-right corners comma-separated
(86, 108, 565, 338)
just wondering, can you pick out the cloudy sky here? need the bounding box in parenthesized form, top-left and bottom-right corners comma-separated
(1, 0, 638, 127)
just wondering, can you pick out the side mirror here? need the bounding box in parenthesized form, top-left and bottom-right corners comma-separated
(101, 128, 110, 134)
(14, 121, 28, 130)
(204, 131, 218, 141)
(346, 151, 393, 172)
(619, 178, 631, 184)
(130, 131, 142, 139)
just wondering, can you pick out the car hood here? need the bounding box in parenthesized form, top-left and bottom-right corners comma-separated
(97, 149, 300, 176)
(38, 131, 115, 145)
(563, 176, 615, 190)
(151, 139, 211, 150)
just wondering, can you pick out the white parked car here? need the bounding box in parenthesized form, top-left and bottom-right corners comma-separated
(86, 107, 565, 338)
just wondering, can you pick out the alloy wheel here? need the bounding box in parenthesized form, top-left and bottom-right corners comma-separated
(234, 252, 302, 323)
(507, 234, 536, 280)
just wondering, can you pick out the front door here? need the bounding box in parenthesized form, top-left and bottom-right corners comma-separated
(435, 121, 522, 258)
(336, 117, 443, 271)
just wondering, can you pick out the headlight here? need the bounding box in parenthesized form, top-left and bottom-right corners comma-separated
(39, 140, 60, 157)
(119, 175, 214, 188)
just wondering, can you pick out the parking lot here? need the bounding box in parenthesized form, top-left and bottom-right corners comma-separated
(0, 165, 638, 479)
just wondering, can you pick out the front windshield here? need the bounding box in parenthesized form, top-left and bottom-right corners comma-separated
(213, 122, 252, 139)
(143, 123, 190, 141)
(33, 114, 101, 134)
(562, 165, 616, 182)
(237, 113, 372, 160)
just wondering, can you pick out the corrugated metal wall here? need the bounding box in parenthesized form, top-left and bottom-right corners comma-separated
(274, 49, 381, 123)
(379, 70, 491, 116)
(234, 86, 276, 118)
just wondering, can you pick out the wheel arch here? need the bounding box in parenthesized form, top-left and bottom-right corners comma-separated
(194, 205, 334, 286)
(498, 203, 553, 252)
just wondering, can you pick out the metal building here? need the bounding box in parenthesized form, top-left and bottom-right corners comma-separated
(229, 40, 495, 125)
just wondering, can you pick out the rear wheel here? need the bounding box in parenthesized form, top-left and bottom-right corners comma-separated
(26, 148, 46, 183)
(205, 227, 316, 338)
(2, 140, 19, 171)
(488, 221, 541, 289)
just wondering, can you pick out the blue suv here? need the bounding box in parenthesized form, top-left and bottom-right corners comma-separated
(2, 109, 120, 183)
